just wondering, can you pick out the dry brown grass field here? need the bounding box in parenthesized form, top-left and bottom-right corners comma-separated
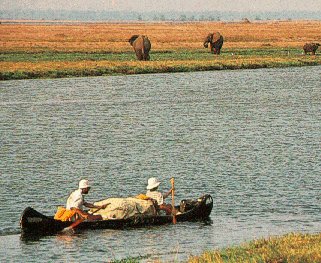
(1, 20, 320, 79)
(1, 20, 321, 52)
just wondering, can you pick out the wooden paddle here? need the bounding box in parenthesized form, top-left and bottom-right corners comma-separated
(170, 177, 177, 224)
(60, 216, 85, 234)
(60, 206, 105, 234)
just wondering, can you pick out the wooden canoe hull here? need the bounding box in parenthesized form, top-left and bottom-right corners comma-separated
(20, 194, 213, 236)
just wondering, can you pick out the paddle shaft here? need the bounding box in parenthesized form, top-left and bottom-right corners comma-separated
(170, 177, 177, 224)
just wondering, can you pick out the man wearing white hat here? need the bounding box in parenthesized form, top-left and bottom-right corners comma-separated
(66, 179, 107, 220)
(146, 177, 173, 215)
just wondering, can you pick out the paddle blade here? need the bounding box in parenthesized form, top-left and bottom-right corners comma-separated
(60, 226, 75, 235)
(60, 218, 84, 234)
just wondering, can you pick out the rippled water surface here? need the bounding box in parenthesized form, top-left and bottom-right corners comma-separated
(1, 67, 320, 262)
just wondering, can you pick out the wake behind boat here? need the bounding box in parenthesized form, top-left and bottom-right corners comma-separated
(20, 194, 213, 236)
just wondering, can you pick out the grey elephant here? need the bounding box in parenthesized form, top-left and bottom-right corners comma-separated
(303, 42, 320, 55)
(128, 35, 151, 61)
(203, 32, 224, 55)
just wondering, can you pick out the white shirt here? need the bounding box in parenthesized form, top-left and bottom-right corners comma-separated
(66, 189, 84, 210)
(146, 190, 164, 205)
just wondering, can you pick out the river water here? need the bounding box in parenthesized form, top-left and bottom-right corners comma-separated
(1, 66, 320, 262)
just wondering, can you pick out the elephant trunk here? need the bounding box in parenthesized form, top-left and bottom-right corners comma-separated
(203, 34, 212, 48)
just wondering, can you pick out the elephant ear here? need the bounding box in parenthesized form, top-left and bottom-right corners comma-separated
(143, 36, 151, 50)
(212, 32, 221, 43)
(204, 33, 211, 43)
(129, 35, 140, 45)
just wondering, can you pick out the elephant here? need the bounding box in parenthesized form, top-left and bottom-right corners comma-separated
(128, 35, 151, 61)
(303, 42, 320, 55)
(203, 32, 224, 55)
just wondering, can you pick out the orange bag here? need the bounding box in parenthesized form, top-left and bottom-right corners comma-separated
(54, 207, 77, 221)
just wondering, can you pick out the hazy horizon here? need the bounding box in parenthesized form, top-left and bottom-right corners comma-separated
(1, 0, 321, 12)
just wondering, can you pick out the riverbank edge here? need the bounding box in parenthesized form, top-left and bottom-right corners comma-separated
(110, 232, 321, 262)
(188, 232, 321, 263)
(1, 58, 321, 81)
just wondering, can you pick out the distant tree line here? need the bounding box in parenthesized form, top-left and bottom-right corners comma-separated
(148, 14, 221, 21)
(1, 9, 320, 22)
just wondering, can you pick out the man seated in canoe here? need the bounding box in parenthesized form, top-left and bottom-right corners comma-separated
(55, 179, 107, 221)
(146, 177, 173, 215)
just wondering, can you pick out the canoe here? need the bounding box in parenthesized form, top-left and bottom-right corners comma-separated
(20, 194, 213, 236)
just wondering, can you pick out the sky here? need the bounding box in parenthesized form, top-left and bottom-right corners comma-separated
(1, 0, 321, 12)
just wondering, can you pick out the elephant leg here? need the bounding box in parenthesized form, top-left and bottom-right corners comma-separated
(210, 43, 214, 53)
(135, 50, 143, 60)
(144, 53, 150, 61)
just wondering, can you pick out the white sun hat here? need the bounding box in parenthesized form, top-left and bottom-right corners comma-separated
(146, 177, 160, 190)
(79, 179, 90, 189)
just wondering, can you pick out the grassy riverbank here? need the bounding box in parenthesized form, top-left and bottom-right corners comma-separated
(1, 20, 321, 80)
(188, 233, 321, 263)
(112, 233, 321, 262)
(1, 49, 320, 80)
